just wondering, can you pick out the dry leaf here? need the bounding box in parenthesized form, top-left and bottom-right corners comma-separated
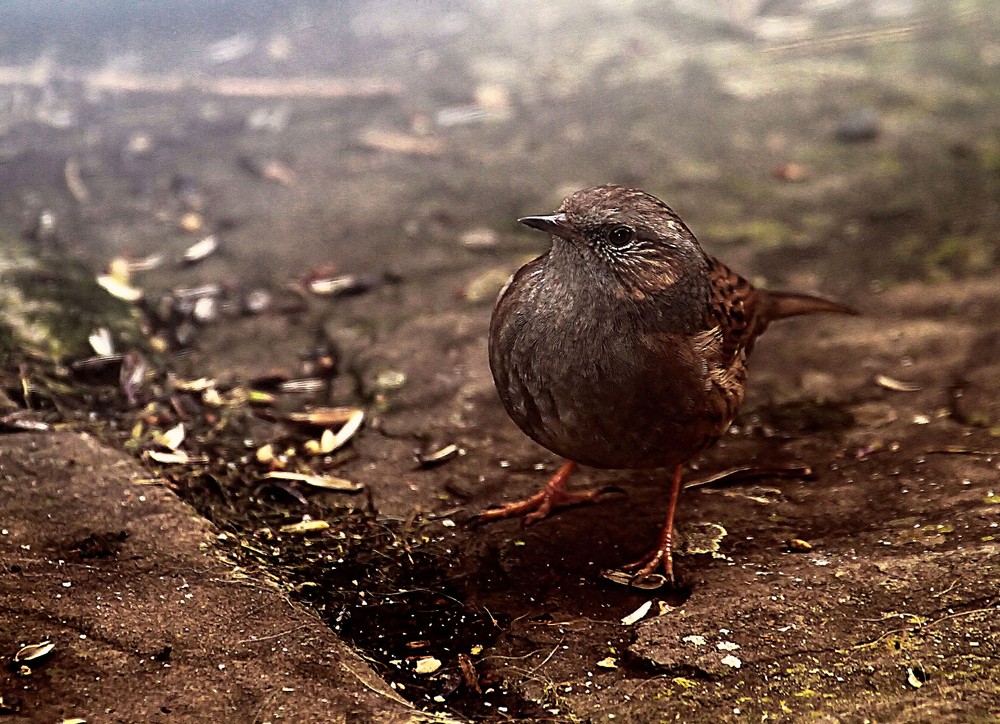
(413, 656, 442, 674)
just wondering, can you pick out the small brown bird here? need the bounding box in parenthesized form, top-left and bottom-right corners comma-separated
(482, 185, 856, 586)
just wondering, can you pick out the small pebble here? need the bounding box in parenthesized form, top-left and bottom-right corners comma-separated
(835, 108, 880, 142)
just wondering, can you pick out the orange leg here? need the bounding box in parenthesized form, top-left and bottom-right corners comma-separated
(622, 464, 684, 587)
(475, 461, 609, 524)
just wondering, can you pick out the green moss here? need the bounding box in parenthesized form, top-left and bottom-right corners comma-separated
(0, 237, 148, 363)
(801, 212, 835, 234)
(705, 218, 804, 249)
(874, 153, 903, 177)
(893, 231, 925, 258)
(923, 234, 995, 278)
(979, 137, 1000, 173)
(672, 677, 699, 689)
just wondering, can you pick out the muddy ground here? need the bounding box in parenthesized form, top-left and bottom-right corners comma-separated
(1, 1, 999, 721)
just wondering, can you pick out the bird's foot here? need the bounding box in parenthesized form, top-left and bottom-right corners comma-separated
(614, 464, 684, 589)
(473, 461, 619, 525)
(476, 485, 614, 525)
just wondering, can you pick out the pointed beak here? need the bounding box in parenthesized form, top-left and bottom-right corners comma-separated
(518, 213, 572, 238)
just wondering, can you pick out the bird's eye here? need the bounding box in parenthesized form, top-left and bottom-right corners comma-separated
(606, 225, 635, 247)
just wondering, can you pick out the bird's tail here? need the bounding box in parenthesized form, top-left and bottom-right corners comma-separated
(761, 290, 858, 322)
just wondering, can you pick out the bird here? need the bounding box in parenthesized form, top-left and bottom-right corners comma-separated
(480, 184, 856, 587)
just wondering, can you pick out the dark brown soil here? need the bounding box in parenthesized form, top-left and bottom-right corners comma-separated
(0, 432, 417, 723)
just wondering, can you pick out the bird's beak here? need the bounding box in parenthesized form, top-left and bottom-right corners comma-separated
(518, 213, 572, 238)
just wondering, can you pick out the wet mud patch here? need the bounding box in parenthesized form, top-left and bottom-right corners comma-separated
(211, 507, 550, 718)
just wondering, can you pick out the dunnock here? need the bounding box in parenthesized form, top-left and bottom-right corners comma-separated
(483, 184, 856, 586)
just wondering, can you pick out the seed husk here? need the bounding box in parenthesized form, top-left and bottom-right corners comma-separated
(14, 641, 55, 663)
(602, 569, 668, 591)
(156, 423, 186, 450)
(305, 273, 378, 297)
(181, 235, 220, 265)
(127, 253, 164, 273)
(278, 378, 325, 394)
(621, 600, 653, 626)
(174, 377, 215, 392)
(119, 352, 149, 405)
(279, 519, 330, 534)
(88, 328, 114, 356)
(145, 449, 193, 465)
(413, 656, 442, 675)
(262, 471, 363, 492)
(70, 354, 124, 377)
(96, 275, 143, 302)
(326, 409, 364, 452)
(874, 374, 922, 392)
(0, 413, 49, 432)
(786, 538, 814, 552)
(415, 443, 461, 468)
(283, 407, 360, 428)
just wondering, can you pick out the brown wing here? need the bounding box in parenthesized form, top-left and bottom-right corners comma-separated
(705, 256, 768, 366)
(683, 257, 768, 431)
(705, 256, 857, 360)
(696, 255, 855, 429)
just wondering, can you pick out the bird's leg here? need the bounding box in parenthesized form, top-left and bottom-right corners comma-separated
(622, 464, 684, 587)
(475, 461, 610, 524)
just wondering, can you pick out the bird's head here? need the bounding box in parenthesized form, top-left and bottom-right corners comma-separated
(519, 184, 708, 301)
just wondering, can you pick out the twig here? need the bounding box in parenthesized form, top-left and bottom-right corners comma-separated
(926, 447, 999, 457)
(250, 690, 279, 724)
(922, 604, 997, 631)
(340, 661, 414, 709)
(527, 641, 564, 677)
(852, 601, 997, 649)
(627, 674, 671, 698)
(235, 623, 312, 646)
(763, 23, 923, 55)
(931, 579, 960, 599)
(685, 465, 811, 490)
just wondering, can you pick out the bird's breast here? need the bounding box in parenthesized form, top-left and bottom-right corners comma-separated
(489, 271, 725, 469)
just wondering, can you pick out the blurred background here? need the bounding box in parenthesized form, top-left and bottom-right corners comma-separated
(2, 1, 996, 344)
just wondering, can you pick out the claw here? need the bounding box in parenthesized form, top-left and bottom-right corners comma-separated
(602, 568, 668, 591)
(622, 548, 677, 589)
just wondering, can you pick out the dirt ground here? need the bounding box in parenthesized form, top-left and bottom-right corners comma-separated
(1, 1, 998, 721)
(0, 432, 420, 723)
